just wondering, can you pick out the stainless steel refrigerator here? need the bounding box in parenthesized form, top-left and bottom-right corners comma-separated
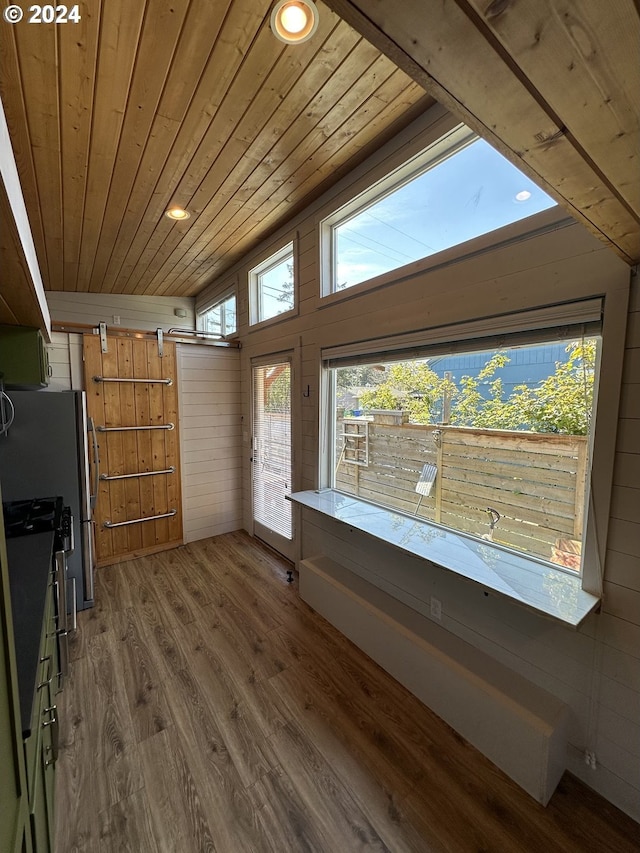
(0, 389, 96, 611)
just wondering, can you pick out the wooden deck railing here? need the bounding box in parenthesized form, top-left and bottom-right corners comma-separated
(335, 418, 587, 564)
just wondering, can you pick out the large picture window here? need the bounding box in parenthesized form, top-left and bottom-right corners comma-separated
(321, 126, 556, 295)
(325, 309, 602, 577)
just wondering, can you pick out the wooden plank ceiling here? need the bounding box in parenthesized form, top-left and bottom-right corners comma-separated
(324, 0, 640, 266)
(0, 0, 431, 300)
(0, 0, 637, 314)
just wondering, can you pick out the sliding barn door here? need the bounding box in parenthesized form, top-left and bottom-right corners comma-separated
(83, 334, 183, 566)
(252, 358, 294, 560)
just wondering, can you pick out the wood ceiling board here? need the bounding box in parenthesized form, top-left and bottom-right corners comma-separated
(464, 0, 640, 214)
(322, 0, 640, 264)
(136, 26, 382, 296)
(109, 14, 287, 295)
(175, 73, 430, 297)
(0, 29, 49, 293)
(11, 0, 623, 301)
(0, 180, 48, 330)
(119, 22, 412, 298)
(153, 71, 427, 297)
(94, 0, 266, 297)
(12, 22, 63, 291)
(86, 0, 194, 292)
(0, 0, 433, 298)
(59, 1, 100, 292)
(74, 0, 147, 292)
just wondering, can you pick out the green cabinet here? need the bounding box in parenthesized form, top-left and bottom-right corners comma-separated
(1, 487, 58, 853)
(23, 570, 58, 853)
(0, 499, 31, 853)
(0, 325, 50, 388)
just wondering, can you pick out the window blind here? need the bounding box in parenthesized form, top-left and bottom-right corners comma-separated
(322, 299, 603, 368)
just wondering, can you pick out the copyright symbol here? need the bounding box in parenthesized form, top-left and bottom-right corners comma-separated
(3, 5, 23, 22)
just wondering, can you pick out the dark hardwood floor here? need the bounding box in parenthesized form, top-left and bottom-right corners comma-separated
(55, 532, 639, 852)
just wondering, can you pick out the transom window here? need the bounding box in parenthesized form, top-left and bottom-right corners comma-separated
(198, 293, 237, 337)
(249, 243, 295, 325)
(321, 126, 556, 295)
(324, 308, 602, 578)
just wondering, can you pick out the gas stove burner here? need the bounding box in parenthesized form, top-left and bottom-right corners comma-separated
(2, 497, 63, 538)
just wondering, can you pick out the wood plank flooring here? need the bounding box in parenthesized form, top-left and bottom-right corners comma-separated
(54, 532, 639, 852)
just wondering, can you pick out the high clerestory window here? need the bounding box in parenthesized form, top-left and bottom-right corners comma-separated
(321, 125, 556, 296)
(198, 292, 237, 337)
(249, 243, 295, 326)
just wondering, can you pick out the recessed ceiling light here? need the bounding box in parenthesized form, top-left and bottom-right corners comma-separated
(515, 190, 532, 202)
(165, 206, 191, 221)
(270, 0, 319, 44)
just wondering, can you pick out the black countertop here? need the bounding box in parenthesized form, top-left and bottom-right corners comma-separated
(7, 531, 55, 738)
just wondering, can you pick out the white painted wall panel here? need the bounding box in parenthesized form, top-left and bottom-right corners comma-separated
(46, 291, 195, 331)
(177, 344, 242, 542)
(198, 107, 639, 820)
(46, 331, 72, 389)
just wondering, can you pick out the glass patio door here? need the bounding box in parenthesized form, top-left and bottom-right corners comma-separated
(251, 357, 294, 559)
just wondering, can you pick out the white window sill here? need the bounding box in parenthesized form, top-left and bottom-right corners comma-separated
(288, 490, 599, 628)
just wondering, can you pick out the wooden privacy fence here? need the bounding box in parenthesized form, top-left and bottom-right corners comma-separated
(335, 417, 588, 564)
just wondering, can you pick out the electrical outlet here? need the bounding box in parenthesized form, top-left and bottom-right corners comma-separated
(112, 315, 121, 325)
(430, 596, 442, 621)
(584, 750, 597, 770)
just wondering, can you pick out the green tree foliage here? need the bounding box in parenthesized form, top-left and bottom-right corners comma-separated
(353, 340, 596, 435)
(265, 369, 291, 413)
(336, 365, 386, 389)
(504, 340, 596, 435)
(277, 262, 295, 309)
(359, 362, 444, 424)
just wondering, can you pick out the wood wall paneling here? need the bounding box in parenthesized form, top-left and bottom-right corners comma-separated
(83, 334, 183, 565)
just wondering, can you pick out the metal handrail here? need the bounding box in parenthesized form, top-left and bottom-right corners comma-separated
(93, 375, 173, 385)
(97, 423, 174, 432)
(104, 509, 177, 529)
(100, 466, 175, 481)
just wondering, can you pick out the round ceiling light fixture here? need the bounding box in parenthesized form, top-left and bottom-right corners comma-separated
(165, 206, 191, 221)
(270, 0, 319, 44)
(514, 190, 532, 202)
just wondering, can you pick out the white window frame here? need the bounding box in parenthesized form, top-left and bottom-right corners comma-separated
(197, 289, 237, 338)
(319, 297, 624, 602)
(319, 123, 560, 301)
(249, 241, 296, 328)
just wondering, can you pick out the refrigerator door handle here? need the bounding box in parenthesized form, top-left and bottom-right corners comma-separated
(81, 519, 95, 605)
(88, 416, 100, 509)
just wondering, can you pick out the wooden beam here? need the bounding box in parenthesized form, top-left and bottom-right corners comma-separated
(0, 97, 50, 336)
(321, 0, 640, 265)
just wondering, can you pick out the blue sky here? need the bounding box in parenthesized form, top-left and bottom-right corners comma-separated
(335, 138, 556, 289)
